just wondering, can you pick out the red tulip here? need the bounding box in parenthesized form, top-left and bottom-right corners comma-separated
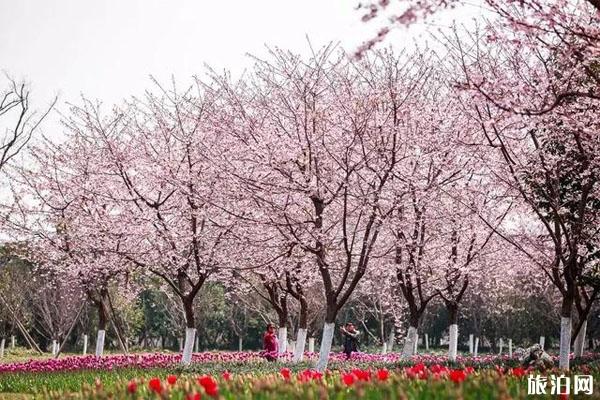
(222, 371, 232, 381)
(430, 364, 447, 374)
(148, 377, 162, 393)
(167, 374, 177, 385)
(377, 368, 389, 381)
(126, 379, 137, 394)
(352, 369, 371, 381)
(342, 372, 356, 386)
(413, 363, 426, 373)
(510, 367, 526, 377)
(197, 375, 218, 397)
(187, 393, 201, 400)
(449, 369, 467, 383)
(280, 368, 291, 380)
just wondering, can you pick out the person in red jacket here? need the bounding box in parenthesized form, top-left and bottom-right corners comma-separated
(263, 323, 279, 361)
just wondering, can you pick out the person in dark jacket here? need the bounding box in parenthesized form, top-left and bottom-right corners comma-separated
(341, 322, 360, 359)
(262, 323, 279, 361)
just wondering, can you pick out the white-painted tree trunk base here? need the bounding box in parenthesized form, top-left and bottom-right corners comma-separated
(52, 340, 58, 356)
(381, 342, 387, 355)
(574, 320, 587, 358)
(402, 326, 418, 358)
(238, 337, 243, 352)
(278, 327, 287, 355)
(474, 337, 479, 356)
(387, 328, 395, 352)
(559, 317, 571, 369)
(308, 337, 315, 353)
(293, 329, 307, 362)
(448, 324, 458, 361)
(95, 330, 106, 357)
(539, 336, 545, 350)
(425, 333, 429, 351)
(0, 338, 5, 358)
(508, 339, 513, 357)
(414, 334, 419, 354)
(498, 338, 504, 355)
(316, 322, 335, 372)
(181, 328, 196, 366)
(11, 336, 15, 349)
(83, 335, 88, 355)
(469, 334, 474, 354)
(194, 336, 199, 353)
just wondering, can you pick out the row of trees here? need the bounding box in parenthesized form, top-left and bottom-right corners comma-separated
(0, 0, 598, 371)
(1, 250, 577, 356)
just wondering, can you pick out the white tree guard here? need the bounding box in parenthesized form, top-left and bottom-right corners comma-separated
(181, 328, 196, 365)
(0, 338, 5, 358)
(402, 326, 418, 358)
(574, 320, 587, 357)
(83, 335, 88, 355)
(448, 324, 458, 361)
(95, 330, 106, 357)
(278, 327, 287, 355)
(508, 339, 513, 357)
(469, 334, 474, 354)
(316, 322, 335, 372)
(474, 337, 479, 356)
(559, 317, 571, 369)
(308, 337, 315, 353)
(293, 329, 307, 362)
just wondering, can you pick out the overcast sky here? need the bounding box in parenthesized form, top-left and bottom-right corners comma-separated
(0, 0, 486, 138)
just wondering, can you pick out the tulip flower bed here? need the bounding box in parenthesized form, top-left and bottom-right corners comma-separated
(2, 350, 599, 375)
(2, 352, 600, 399)
(25, 365, 600, 399)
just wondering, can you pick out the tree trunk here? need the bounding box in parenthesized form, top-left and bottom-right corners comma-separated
(447, 304, 459, 362)
(402, 325, 418, 358)
(574, 319, 587, 358)
(95, 295, 108, 357)
(238, 336, 243, 352)
(316, 322, 335, 372)
(292, 296, 308, 362)
(293, 328, 307, 362)
(387, 327, 395, 352)
(181, 297, 197, 366)
(559, 295, 573, 369)
(278, 327, 288, 355)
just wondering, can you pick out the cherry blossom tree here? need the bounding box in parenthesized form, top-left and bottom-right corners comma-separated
(215, 45, 431, 370)
(63, 83, 243, 365)
(4, 131, 136, 356)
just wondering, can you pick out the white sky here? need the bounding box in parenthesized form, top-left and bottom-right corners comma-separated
(0, 0, 488, 138)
